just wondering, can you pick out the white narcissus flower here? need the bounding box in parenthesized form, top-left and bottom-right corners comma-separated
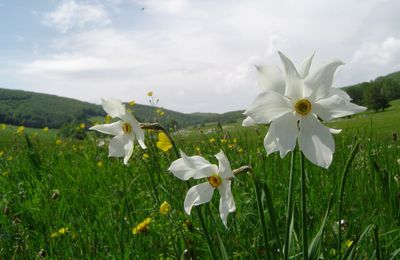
(90, 98, 146, 165)
(168, 150, 235, 227)
(244, 52, 366, 168)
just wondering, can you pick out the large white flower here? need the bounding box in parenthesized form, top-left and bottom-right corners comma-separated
(90, 98, 146, 165)
(168, 150, 235, 226)
(244, 52, 366, 168)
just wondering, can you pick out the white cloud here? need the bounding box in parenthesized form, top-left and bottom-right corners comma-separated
(7, 0, 400, 113)
(42, 0, 111, 33)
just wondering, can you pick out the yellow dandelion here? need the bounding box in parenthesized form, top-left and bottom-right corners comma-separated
(132, 217, 152, 235)
(143, 153, 149, 160)
(147, 91, 153, 97)
(97, 161, 103, 167)
(0, 123, 6, 130)
(43, 126, 49, 132)
(79, 123, 85, 129)
(238, 148, 243, 154)
(221, 138, 228, 144)
(55, 139, 62, 145)
(17, 126, 25, 135)
(159, 201, 171, 215)
(129, 100, 136, 106)
(156, 132, 172, 152)
(209, 138, 216, 144)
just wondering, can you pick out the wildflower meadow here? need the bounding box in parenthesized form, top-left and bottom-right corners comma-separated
(1, 52, 400, 260)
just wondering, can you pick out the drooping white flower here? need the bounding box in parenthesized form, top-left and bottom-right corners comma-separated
(244, 52, 366, 168)
(168, 150, 235, 226)
(90, 98, 146, 165)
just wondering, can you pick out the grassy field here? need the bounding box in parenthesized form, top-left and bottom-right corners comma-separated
(0, 101, 400, 259)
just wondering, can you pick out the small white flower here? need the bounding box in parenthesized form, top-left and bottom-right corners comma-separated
(90, 98, 146, 165)
(244, 52, 366, 168)
(168, 150, 235, 226)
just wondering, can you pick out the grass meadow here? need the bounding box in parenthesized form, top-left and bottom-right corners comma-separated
(1, 100, 400, 259)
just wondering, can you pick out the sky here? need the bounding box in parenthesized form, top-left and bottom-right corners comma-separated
(0, 0, 400, 113)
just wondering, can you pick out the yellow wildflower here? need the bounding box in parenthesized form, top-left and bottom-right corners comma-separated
(147, 91, 153, 97)
(233, 138, 237, 144)
(159, 111, 165, 116)
(2, 171, 9, 177)
(51, 227, 68, 238)
(129, 100, 136, 106)
(238, 148, 243, 154)
(159, 201, 172, 215)
(0, 123, 6, 130)
(209, 138, 216, 144)
(195, 147, 201, 154)
(97, 161, 103, 167)
(156, 132, 172, 152)
(345, 240, 353, 248)
(132, 218, 152, 235)
(143, 153, 149, 160)
(17, 126, 25, 135)
(221, 138, 227, 144)
(55, 139, 62, 145)
(43, 126, 49, 132)
(79, 123, 85, 129)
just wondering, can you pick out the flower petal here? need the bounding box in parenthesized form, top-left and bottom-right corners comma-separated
(330, 87, 352, 101)
(255, 64, 285, 94)
(121, 113, 146, 149)
(313, 95, 366, 121)
(218, 180, 236, 227)
(89, 121, 123, 136)
(108, 134, 133, 165)
(168, 150, 217, 180)
(184, 182, 214, 215)
(278, 51, 303, 101)
(264, 112, 298, 158)
(298, 115, 335, 168)
(242, 116, 256, 127)
(215, 150, 233, 179)
(298, 52, 315, 79)
(244, 91, 292, 124)
(101, 98, 126, 118)
(304, 60, 344, 100)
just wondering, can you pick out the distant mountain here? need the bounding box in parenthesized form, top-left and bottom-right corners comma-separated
(0, 88, 244, 129)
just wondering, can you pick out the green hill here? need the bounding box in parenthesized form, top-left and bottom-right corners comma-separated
(1, 70, 399, 129)
(0, 88, 244, 129)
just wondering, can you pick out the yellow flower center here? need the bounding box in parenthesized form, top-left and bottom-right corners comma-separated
(208, 174, 222, 188)
(122, 122, 132, 134)
(294, 99, 312, 116)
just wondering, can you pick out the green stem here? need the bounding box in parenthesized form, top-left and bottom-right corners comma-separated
(300, 152, 308, 260)
(145, 122, 217, 259)
(253, 175, 271, 260)
(284, 150, 296, 260)
(195, 205, 218, 260)
(338, 141, 360, 259)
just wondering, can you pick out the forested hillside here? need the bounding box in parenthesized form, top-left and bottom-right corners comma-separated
(0, 88, 244, 129)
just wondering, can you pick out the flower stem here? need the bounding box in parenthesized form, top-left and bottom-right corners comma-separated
(146, 122, 217, 259)
(284, 150, 296, 260)
(338, 141, 360, 259)
(300, 151, 308, 260)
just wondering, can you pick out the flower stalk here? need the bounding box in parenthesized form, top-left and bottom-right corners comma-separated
(300, 151, 308, 260)
(284, 150, 296, 260)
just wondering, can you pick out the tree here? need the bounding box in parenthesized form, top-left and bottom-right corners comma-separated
(363, 84, 390, 112)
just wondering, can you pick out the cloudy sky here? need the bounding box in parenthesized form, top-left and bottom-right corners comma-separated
(1, 0, 399, 113)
